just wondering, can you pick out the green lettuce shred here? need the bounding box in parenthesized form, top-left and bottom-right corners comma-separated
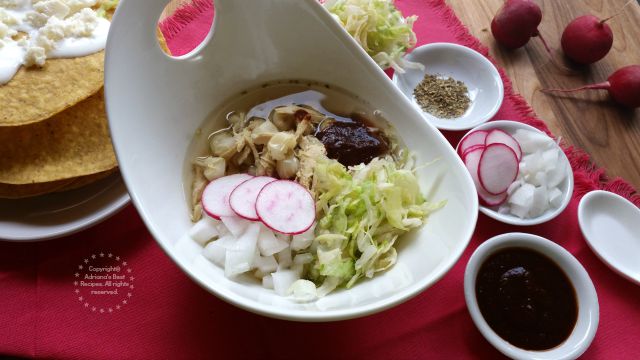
(323, 0, 422, 73)
(307, 152, 445, 289)
(97, 0, 119, 18)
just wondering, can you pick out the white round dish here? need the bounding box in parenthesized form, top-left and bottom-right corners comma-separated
(578, 190, 640, 285)
(464, 232, 599, 360)
(0, 173, 130, 242)
(105, 0, 478, 321)
(392, 43, 504, 131)
(457, 120, 574, 226)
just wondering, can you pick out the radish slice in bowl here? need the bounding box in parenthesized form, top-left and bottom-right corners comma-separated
(458, 130, 489, 156)
(478, 143, 519, 195)
(230, 176, 278, 220)
(485, 129, 522, 160)
(464, 146, 508, 207)
(256, 180, 315, 235)
(202, 174, 254, 219)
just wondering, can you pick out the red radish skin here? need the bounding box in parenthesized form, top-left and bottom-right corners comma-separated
(491, 0, 552, 53)
(458, 130, 489, 156)
(485, 129, 522, 161)
(478, 143, 519, 195)
(543, 65, 640, 108)
(229, 176, 277, 220)
(479, 190, 509, 207)
(255, 180, 315, 235)
(462, 144, 485, 162)
(201, 174, 254, 219)
(463, 147, 508, 206)
(561, 15, 613, 65)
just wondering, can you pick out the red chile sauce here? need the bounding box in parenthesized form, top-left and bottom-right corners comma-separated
(316, 114, 389, 167)
(475, 247, 578, 350)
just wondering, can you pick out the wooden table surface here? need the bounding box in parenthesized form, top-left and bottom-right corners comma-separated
(161, 0, 640, 189)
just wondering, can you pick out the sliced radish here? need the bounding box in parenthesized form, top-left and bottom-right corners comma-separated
(458, 130, 489, 156)
(229, 176, 277, 220)
(479, 191, 508, 207)
(462, 144, 485, 162)
(255, 180, 315, 235)
(202, 173, 253, 219)
(464, 147, 508, 206)
(478, 144, 519, 195)
(485, 129, 522, 161)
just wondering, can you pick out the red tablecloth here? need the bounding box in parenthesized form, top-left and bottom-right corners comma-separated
(2, 1, 639, 359)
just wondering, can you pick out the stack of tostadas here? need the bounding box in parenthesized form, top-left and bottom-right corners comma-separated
(0, 3, 170, 199)
(0, 50, 117, 198)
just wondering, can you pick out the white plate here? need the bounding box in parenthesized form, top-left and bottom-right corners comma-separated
(393, 43, 504, 131)
(578, 190, 640, 285)
(0, 173, 130, 242)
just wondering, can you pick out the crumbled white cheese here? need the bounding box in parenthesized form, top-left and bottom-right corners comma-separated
(33, 0, 71, 20)
(0, 10, 19, 40)
(25, 11, 47, 28)
(0, 0, 24, 8)
(24, 46, 45, 67)
(0, 9, 20, 27)
(64, 8, 100, 37)
(64, 0, 98, 15)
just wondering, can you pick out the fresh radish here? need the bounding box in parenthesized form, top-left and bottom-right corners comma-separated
(458, 130, 488, 156)
(229, 176, 277, 220)
(462, 144, 485, 162)
(464, 147, 508, 206)
(561, 15, 613, 65)
(543, 65, 640, 108)
(478, 144, 519, 195)
(491, 0, 552, 53)
(201, 174, 254, 219)
(485, 129, 522, 161)
(255, 180, 315, 235)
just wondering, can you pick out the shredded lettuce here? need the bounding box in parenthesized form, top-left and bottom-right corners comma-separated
(307, 152, 445, 290)
(97, 0, 119, 18)
(324, 0, 423, 73)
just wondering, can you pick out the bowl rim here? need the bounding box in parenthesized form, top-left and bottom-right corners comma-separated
(392, 42, 504, 131)
(464, 232, 599, 360)
(456, 120, 574, 226)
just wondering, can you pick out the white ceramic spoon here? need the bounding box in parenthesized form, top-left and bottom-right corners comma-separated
(578, 190, 640, 285)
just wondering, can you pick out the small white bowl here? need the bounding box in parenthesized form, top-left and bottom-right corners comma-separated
(578, 190, 640, 285)
(393, 43, 503, 131)
(464, 233, 599, 360)
(457, 120, 574, 226)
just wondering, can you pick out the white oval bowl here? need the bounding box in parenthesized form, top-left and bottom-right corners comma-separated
(105, 0, 478, 321)
(578, 190, 640, 285)
(464, 233, 599, 360)
(393, 43, 504, 131)
(456, 120, 574, 226)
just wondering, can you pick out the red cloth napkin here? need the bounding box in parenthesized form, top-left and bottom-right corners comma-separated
(1, 1, 639, 359)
